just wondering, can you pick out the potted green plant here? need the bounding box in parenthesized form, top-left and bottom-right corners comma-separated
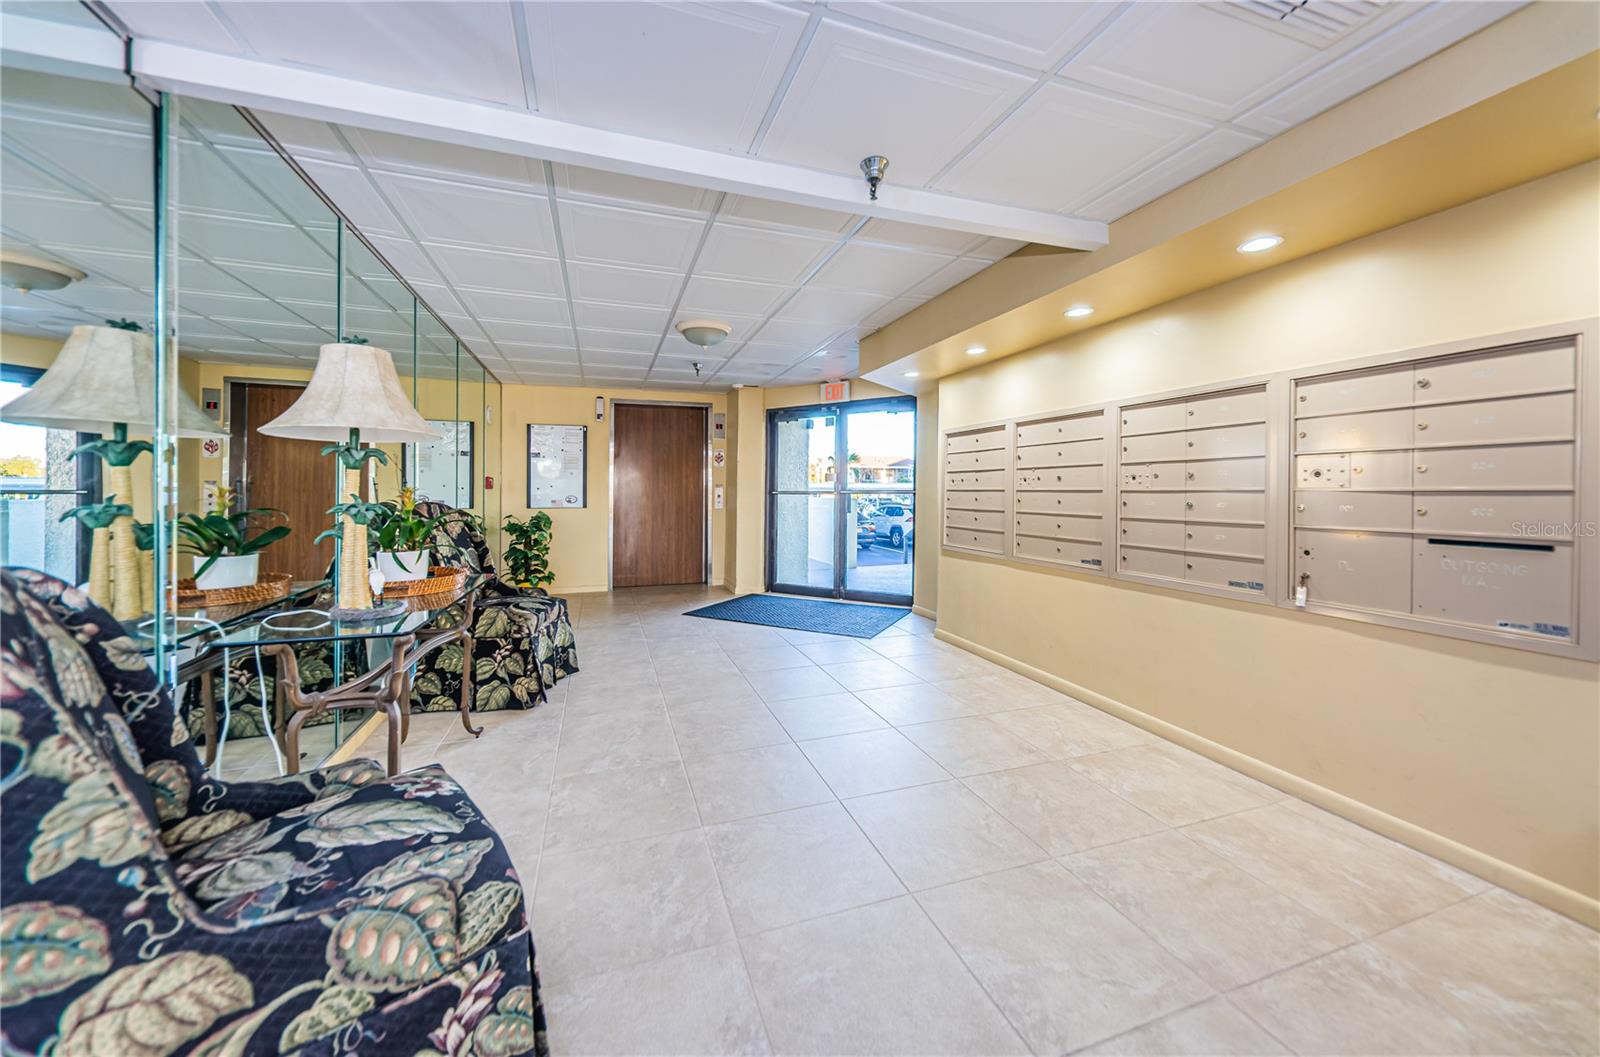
(176, 487, 291, 590)
(502, 511, 555, 590)
(369, 486, 447, 582)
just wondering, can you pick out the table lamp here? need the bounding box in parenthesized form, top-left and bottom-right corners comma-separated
(0, 321, 224, 620)
(258, 341, 438, 614)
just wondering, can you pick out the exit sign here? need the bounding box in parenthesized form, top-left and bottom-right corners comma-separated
(821, 380, 850, 403)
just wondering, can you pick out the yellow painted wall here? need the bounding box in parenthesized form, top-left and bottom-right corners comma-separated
(935, 161, 1600, 915)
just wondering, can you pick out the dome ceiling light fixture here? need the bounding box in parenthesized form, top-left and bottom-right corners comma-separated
(860, 155, 890, 201)
(676, 319, 731, 348)
(1, 251, 85, 294)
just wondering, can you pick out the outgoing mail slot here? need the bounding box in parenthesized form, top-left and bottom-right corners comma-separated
(1184, 554, 1265, 593)
(1413, 392, 1574, 448)
(1412, 539, 1573, 639)
(1185, 422, 1265, 460)
(1294, 529, 1412, 613)
(1016, 513, 1100, 542)
(1414, 443, 1574, 490)
(1184, 457, 1265, 491)
(1413, 494, 1575, 539)
(1119, 545, 1185, 579)
(946, 429, 1006, 454)
(943, 527, 1004, 554)
(1120, 431, 1186, 463)
(1413, 343, 1575, 405)
(1121, 463, 1180, 491)
(1120, 401, 1186, 437)
(1295, 367, 1412, 417)
(945, 469, 1005, 492)
(946, 508, 1005, 533)
(1015, 490, 1101, 516)
(1186, 388, 1266, 429)
(1016, 414, 1101, 446)
(946, 490, 1003, 512)
(945, 447, 1007, 472)
(1184, 523, 1265, 558)
(1017, 437, 1103, 468)
(1296, 408, 1412, 453)
(1185, 492, 1267, 523)
(1016, 534, 1104, 570)
(1295, 490, 1412, 532)
(1119, 519, 1184, 549)
(1121, 492, 1185, 520)
(1016, 465, 1101, 490)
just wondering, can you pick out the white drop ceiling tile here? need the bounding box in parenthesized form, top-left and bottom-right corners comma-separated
(809, 241, 955, 295)
(424, 243, 565, 296)
(373, 172, 557, 256)
(526, 1, 808, 152)
(696, 223, 838, 284)
(679, 275, 793, 318)
(966, 236, 1025, 261)
(365, 235, 445, 286)
(582, 348, 656, 369)
(1060, 2, 1318, 122)
(1078, 125, 1264, 221)
(172, 145, 282, 223)
(441, 314, 489, 339)
(409, 281, 465, 318)
(731, 342, 807, 367)
(775, 287, 892, 326)
(572, 301, 669, 334)
(346, 127, 545, 191)
(106, 1, 244, 54)
(551, 163, 716, 216)
(256, 112, 358, 162)
(480, 318, 574, 346)
(18, 199, 150, 257)
(936, 80, 1209, 211)
(749, 318, 846, 349)
(760, 20, 1034, 184)
(219, 2, 527, 108)
(904, 256, 992, 300)
(4, 118, 151, 207)
(566, 262, 682, 307)
(178, 214, 332, 271)
(61, 247, 162, 291)
(556, 199, 705, 271)
(860, 296, 926, 331)
(459, 287, 571, 326)
(177, 290, 307, 325)
(295, 159, 404, 236)
(576, 327, 661, 354)
(831, 1, 1120, 72)
(218, 262, 336, 304)
(853, 218, 985, 254)
(213, 146, 339, 227)
(719, 195, 860, 234)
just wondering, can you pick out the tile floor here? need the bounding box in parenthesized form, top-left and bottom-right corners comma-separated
(355, 586, 1599, 1057)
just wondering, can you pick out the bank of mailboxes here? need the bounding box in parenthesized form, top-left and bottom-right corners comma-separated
(1292, 340, 1579, 644)
(1117, 385, 1269, 595)
(942, 424, 1007, 556)
(1011, 411, 1106, 571)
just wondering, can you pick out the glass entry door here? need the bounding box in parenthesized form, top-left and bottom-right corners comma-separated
(767, 397, 915, 604)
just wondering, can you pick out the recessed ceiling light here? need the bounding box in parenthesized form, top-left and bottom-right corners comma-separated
(1063, 305, 1094, 318)
(904, 370, 920, 378)
(1236, 234, 1283, 254)
(966, 345, 986, 356)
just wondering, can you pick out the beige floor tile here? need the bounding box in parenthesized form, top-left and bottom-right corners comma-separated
(1068, 742, 1277, 826)
(900, 716, 1053, 776)
(1232, 943, 1478, 1056)
(863, 633, 949, 659)
(532, 828, 734, 984)
(1078, 997, 1289, 1056)
(798, 728, 950, 798)
(552, 709, 680, 778)
(707, 802, 905, 934)
(657, 666, 757, 705)
(990, 701, 1154, 758)
(826, 656, 927, 692)
(544, 942, 771, 1056)
(796, 638, 882, 664)
(930, 674, 1048, 714)
(706, 625, 793, 651)
(1185, 801, 1484, 936)
(846, 780, 1047, 890)
(893, 650, 998, 683)
(765, 692, 887, 741)
(916, 861, 1213, 1053)
(544, 760, 701, 854)
(741, 897, 1029, 1056)
(1066, 830, 1354, 989)
(670, 701, 792, 758)
(858, 681, 988, 725)
(662, 677, 767, 712)
(962, 761, 1166, 855)
(1371, 888, 1600, 1056)
(728, 644, 816, 672)
(777, 628, 852, 645)
(744, 664, 846, 702)
(683, 743, 834, 825)
(562, 679, 666, 719)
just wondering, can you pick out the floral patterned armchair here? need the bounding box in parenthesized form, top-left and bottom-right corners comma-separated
(0, 569, 548, 1056)
(408, 503, 577, 716)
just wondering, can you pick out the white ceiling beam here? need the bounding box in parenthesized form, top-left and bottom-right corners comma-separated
(0, 13, 127, 83)
(128, 38, 1108, 252)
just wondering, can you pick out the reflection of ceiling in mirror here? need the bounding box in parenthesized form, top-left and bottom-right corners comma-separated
(0, 69, 468, 381)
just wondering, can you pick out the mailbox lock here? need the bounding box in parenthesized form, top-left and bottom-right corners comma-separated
(1416, 507, 1428, 516)
(1311, 469, 1323, 478)
(1187, 409, 1195, 416)
(1186, 471, 1195, 480)
(1187, 440, 1195, 448)
(1185, 531, 1193, 539)
(1416, 464, 1428, 473)
(1352, 466, 1363, 474)
(1185, 501, 1195, 509)
(1416, 377, 1431, 389)
(1185, 563, 1194, 570)
(1297, 394, 1306, 402)
(1295, 503, 1305, 512)
(1297, 431, 1307, 439)
(1121, 527, 1127, 534)
(1417, 421, 1429, 431)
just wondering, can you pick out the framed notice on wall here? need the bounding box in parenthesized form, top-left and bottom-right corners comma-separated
(404, 420, 474, 508)
(527, 424, 587, 508)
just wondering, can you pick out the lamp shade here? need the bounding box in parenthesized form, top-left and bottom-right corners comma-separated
(258, 343, 439, 443)
(0, 324, 223, 438)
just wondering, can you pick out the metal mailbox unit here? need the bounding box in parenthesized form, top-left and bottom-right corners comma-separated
(1114, 381, 1279, 601)
(941, 422, 1011, 557)
(1287, 320, 1598, 659)
(1011, 407, 1113, 573)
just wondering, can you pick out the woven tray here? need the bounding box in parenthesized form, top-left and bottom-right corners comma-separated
(378, 566, 467, 599)
(176, 571, 293, 608)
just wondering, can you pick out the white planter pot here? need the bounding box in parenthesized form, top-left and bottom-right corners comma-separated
(375, 548, 431, 582)
(194, 553, 259, 591)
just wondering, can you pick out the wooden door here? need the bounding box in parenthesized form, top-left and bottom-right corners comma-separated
(612, 404, 706, 588)
(229, 383, 333, 581)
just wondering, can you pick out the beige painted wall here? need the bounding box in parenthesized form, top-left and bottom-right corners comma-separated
(936, 161, 1600, 912)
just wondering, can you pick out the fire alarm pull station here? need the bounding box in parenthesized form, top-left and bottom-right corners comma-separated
(485, 476, 495, 490)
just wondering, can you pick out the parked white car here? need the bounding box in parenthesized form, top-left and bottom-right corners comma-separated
(870, 503, 913, 548)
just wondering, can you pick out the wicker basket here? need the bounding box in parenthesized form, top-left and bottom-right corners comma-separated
(377, 566, 468, 599)
(176, 571, 293, 608)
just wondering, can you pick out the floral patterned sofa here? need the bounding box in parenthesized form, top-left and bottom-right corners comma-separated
(0, 569, 548, 1056)
(408, 503, 578, 716)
